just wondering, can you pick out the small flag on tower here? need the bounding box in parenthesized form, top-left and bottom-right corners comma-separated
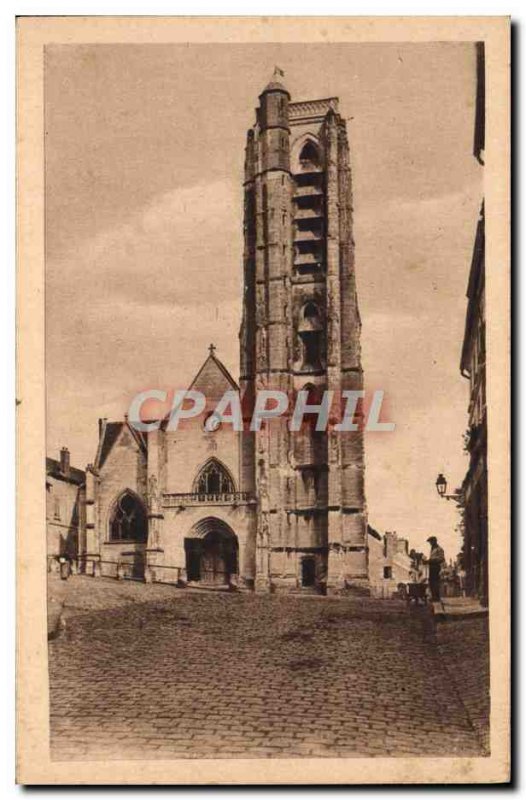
(273, 65, 285, 79)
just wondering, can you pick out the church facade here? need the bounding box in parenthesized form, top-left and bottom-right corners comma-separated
(77, 72, 369, 595)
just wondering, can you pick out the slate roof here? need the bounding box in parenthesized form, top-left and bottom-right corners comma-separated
(46, 457, 85, 486)
(94, 419, 147, 471)
(367, 524, 383, 542)
(96, 421, 124, 470)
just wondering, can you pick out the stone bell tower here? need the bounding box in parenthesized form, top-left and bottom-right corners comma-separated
(239, 69, 368, 594)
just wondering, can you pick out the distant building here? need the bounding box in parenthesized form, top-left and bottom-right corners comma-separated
(440, 560, 461, 598)
(367, 527, 414, 598)
(46, 448, 85, 570)
(459, 42, 487, 606)
(460, 203, 487, 605)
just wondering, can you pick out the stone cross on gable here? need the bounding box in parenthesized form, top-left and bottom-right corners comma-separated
(208, 343, 216, 357)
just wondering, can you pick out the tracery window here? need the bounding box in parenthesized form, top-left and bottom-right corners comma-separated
(109, 491, 147, 542)
(194, 459, 235, 495)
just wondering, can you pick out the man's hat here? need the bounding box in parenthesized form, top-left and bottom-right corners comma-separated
(427, 536, 437, 544)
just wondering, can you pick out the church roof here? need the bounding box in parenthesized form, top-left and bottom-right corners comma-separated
(95, 421, 123, 470)
(95, 419, 147, 470)
(188, 346, 239, 395)
(93, 349, 238, 448)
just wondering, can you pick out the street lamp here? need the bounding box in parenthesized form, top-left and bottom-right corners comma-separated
(435, 473, 447, 497)
(435, 473, 463, 502)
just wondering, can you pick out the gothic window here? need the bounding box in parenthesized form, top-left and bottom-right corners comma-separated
(299, 141, 320, 171)
(109, 491, 147, 543)
(194, 459, 235, 495)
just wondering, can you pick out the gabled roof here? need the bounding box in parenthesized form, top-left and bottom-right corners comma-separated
(95, 421, 123, 470)
(94, 419, 147, 471)
(188, 349, 239, 396)
(46, 457, 85, 486)
(159, 348, 238, 430)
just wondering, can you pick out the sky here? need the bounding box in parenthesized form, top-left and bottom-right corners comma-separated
(45, 42, 483, 559)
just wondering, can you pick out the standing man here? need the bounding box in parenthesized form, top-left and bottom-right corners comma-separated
(426, 536, 445, 602)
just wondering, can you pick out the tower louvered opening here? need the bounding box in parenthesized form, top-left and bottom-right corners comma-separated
(293, 140, 325, 276)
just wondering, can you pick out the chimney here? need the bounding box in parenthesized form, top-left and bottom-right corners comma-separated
(60, 447, 71, 477)
(384, 531, 396, 559)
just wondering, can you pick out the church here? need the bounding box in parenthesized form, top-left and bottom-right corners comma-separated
(76, 71, 369, 595)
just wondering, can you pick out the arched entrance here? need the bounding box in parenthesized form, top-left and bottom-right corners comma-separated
(185, 518, 238, 587)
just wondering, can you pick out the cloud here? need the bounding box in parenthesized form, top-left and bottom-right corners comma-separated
(355, 184, 481, 319)
(46, 183, 244, 465)
(47, 179, 243, 312)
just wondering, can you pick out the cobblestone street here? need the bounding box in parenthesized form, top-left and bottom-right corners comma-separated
(48, 577, 489, 760)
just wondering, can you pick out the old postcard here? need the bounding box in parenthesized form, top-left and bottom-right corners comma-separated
(16, 16, 510, 784)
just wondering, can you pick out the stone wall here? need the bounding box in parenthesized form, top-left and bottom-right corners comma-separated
(46, 477, 83, 559)
(94, 423, 148, 574)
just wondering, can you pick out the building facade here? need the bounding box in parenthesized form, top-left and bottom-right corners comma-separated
(460, 204, 487, 606)
(367, 527, 414, 598)
(63, 72, 369, 595)
(80, 350, 257, 587)
(458, 43, 487, 607)
(46, 448, 85, 570)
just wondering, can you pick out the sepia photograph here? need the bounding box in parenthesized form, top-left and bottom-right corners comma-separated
(16, 16, 510, 785)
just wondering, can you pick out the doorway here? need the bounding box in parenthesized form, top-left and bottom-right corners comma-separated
(301, 556, 316, 587)
(185, 518, 239, 587)
(200, 530, 238, 586)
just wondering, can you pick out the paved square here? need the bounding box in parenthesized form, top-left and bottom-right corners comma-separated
(49, 577, 488, 760)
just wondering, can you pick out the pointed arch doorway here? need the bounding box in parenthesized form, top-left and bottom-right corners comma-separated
(185, 518, 239, 587)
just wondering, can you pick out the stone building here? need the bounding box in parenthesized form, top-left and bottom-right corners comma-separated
(460, 203, 487, 606)
(46, 448, 85, 570)
(367, 527, 414, 598)
(459, 43, 487, 607)
(72, 71, 368, 595)
(239, 70, 367, 594)
(81, 349, 257, 587)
